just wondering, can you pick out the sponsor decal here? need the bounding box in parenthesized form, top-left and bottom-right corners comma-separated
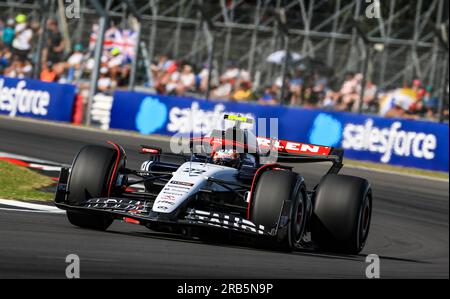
(182, 167, 207, 176)
(136, 96, 168, 134)
(170, 180, 194, 187)
(87, 198, 148, 214)
(0, 76, 76, 122)
(186, 209, 266, 235)
(167, 102, 254, 135)
(308, 113, 342, 146)
(158, 200, 175, 205)
(342, 119, 436, 163)
(167, 186, 191, 191)
(0, 79, 50, 117)
(159, 194, 177, 201)
(257, 137, 331, 156)
(163, 187, 188, 193)
(132, 97, 255, 136)
(162, 191, 186, 196)
(308, 113, 439, 164)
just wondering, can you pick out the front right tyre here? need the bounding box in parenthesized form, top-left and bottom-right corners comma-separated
(250, 170, 307, 251)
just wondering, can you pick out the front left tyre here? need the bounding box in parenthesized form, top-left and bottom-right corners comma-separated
(66, 145, 123, 231)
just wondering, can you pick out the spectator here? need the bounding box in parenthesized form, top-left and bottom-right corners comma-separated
(322, 72, 361, 111)
(422, 85, 439, 116)
(258, 85, 278, 105)
(44, 18, 64, 64)
(411, 79, 422, 94)
(210, 61, 242, 100)
(97, 66, 116, 93)
(212, 76, 233, 100)
(361, 80, 378, 112)
(231, 81, 253, 102)
(221, 61, 240, 83)
(117, 62, 131, 87)
(107, 47, 125, 82)
(198, 63, 219, 93)
(3, 56, 32, 78)
(64, 44, 84, 81)
(29, 19, 41, 59)
(85, 53, 108, 73)
(151, 55, 172, 79)
(303, 86, 318, 107)
(2, 19, 15, 49)
(313, 77, 329, 103)
(407, 88, 436, 119)
(12, 14, 33, 63)
(40, 61, 57, 82)
(0, 46, 12, 73)
(165, 64, 181, 94)
(154, 56, 178, 94)
(175, 64, 196, 95)
(273, 76, 292, 105)
(289, 69, 304, 105)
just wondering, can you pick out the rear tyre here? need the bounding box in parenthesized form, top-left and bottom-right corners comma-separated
(250, 170, 306, 251)
(311, 174, 372, 254)
(66, 145, 122, 231)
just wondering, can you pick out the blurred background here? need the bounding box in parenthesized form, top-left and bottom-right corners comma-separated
(0, 0, 448, 122)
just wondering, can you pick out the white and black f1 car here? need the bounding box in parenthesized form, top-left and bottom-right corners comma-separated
(55, 115, 372, 254)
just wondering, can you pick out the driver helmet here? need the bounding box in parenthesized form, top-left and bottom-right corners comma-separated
(212, 149, 240, 167)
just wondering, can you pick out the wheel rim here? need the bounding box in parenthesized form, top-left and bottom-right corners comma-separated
(293, 197, 305, 243)
(358, 194, 371, 249)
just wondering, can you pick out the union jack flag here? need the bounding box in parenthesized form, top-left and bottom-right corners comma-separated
(89, 25, 137, 60)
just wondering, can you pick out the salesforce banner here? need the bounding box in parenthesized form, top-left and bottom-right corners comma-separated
(0, 76, 76, 122)
(111, 91, 449, 172)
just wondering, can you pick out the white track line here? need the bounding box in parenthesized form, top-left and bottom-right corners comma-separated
(0, 207, 65, 214)
(0, 151, 67, 166)
(28, 163, 62, 172)
(0, 199, 64, 213)
(343, 164, 449, 183)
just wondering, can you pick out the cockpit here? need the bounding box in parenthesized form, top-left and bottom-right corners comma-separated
(190, 115, 260, 170)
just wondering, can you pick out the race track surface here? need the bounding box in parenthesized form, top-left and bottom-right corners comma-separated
(0, 117, 448, 278)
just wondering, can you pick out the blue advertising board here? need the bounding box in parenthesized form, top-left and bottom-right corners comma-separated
(0, 76, 76, 122)
(111, 91, 449, 172)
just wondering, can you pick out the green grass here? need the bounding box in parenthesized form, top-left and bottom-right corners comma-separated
(0, 160, 54, 201)
(345, 159, 449, 180)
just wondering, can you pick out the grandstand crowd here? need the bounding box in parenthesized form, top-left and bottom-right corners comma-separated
(0, 14, 445, 121)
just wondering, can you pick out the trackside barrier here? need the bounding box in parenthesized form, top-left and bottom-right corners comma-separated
(0, 76, 76, 122)
(115, 91, 448, 172)
(90, 93, 114, 130)
(72, 94, 84, 125)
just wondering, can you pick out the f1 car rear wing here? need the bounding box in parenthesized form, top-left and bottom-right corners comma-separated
(256, 137, 344, 175)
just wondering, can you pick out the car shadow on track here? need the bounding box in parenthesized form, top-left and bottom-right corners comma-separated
(105, 227, 430, 265)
